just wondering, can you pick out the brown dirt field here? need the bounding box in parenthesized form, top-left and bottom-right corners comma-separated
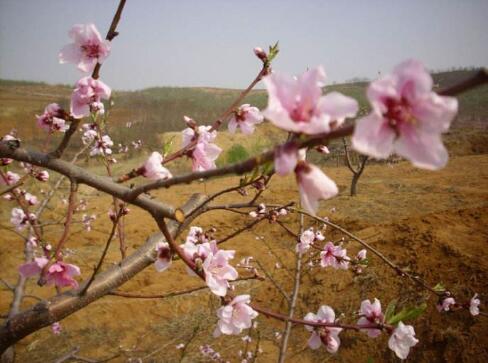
(1, 154, 488, 362)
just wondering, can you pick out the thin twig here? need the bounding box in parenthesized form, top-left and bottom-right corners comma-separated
(79, 205, 124, 295)
(108, 275, 258, 299)
(255, 259, 290, 303)
(278, 197, 304, 363)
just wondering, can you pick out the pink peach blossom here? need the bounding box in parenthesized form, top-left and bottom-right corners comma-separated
(24, 193, 38, 206)
(295, 162, 338, 215)
(154, 242, 172, 272)
(297, 228, 315, 253)
(81, 123, 98, 144)
(388, 322, 418, 360)
(304, 305, 342, 353)
(357, 249, 367, 261)
(352, 60, 458, 170)
(141, 152, 172, 180)
(262, 66, 358, 135)
(470, 294, 480, 316)
(214, 295, 258, 336)
(36, 103, 68, 133)
(182, 125, 222, 172)
(51, 322, 62, 335)
(27, 236, 38, 248)
(185, 226, 210, 245)
(45, 261, 81, 288)
(59, 24, 111, 73)
(274, 144, 299, 176)
(70, 76, 111, 118)
(228, 104, 263, 135)
(82, 214, 96, 232)
(34, 170, 49, 182)
(0, 171, 20, 186)
(357, 298, 384, 337)
(19, 256, 49, 278)
(437, 297, 456, 312)
(90, 135, 113, 156)
(203, 249, 238, 296)
(316, 145, 330, 154)
(10, 208, 36, 231)
(320, 242, 350, 269)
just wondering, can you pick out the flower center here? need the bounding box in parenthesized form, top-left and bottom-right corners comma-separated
(81, 43, 101, 59)
(384, 98, 416, 131)
(290, 103, 314, 123)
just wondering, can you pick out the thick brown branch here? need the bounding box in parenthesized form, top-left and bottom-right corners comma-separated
(0, 194, 206, 354)
(130, 125, 355, 197)
(438, 68, 488, 96)
(0, 145, 178, 220)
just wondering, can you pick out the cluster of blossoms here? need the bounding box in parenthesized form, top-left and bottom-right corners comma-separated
(71, 76, 111, 119)
(18, 190, 38, 206)
(437, 294, 481, 316)
(296, 227, 325, 253)
(152, 226, 259, 336)
(261, 60, 458, 215)
(296, 228, 362, 272)
(56, 23, 115, 165)
(89, 134, 114, 157)
(249, 203, 288, 222)
(0, 170, 20, 186)
(36, 103, 68, 133)
(199, 345, 227, 363)
(10, 208, 36, 231)
(181, 227, 238, 296)
(182, 119, 222, 172)
(304, 300, 418, 359)
(82, 214, 96, 232)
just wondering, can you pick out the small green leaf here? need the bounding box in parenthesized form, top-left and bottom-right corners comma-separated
(402, 303, 427, 322)
(384, 299, 397, 322)
(387, 303, 427, 325)
(162, 135, 175, 157)
(267, 41, 279, 63)
(261, 160, 274, 176)
(359, 258, 369, 265)
(433, 283, 446, 293)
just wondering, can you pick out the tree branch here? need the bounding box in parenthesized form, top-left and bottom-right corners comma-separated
(0, 194, 206, 354)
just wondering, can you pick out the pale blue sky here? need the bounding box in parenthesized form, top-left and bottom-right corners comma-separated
(0, 0, 487, 90)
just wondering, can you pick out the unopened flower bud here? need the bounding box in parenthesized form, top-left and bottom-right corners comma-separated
(253, 47, 267, 62)
(183, 115, 197, 129)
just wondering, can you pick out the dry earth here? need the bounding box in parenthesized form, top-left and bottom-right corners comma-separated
(1, 153, 487, 362)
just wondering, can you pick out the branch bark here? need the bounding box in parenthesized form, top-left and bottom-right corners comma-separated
(0, 193, 206, 354)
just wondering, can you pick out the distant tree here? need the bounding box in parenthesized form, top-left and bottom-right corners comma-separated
(343, 138, 368, 196)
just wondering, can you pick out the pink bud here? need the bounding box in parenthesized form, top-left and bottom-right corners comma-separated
(253, 47, 267, 61)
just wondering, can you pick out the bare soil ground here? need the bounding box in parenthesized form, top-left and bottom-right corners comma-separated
(1, 153, 487, 362)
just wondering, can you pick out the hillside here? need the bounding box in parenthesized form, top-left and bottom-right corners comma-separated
(1, 69, 486, 147)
